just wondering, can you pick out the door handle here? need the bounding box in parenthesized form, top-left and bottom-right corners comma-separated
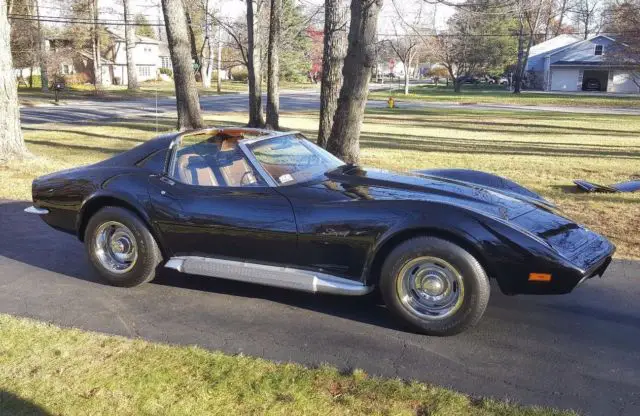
(160, 176, 175, 186)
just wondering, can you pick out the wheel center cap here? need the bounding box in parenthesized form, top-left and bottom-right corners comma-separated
(111, 238, 128, 254)
(420, 275, 445, 296)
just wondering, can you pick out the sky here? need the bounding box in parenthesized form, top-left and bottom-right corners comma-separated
(37, 0, 455, 34)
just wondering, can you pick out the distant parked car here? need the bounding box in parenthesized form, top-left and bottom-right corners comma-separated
(459, 76, 479, 84)
(583, 78, 601, 91)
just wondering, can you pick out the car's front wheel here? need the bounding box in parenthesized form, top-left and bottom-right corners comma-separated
(380, 237, 490, 336)
(85, 206, 162, 287)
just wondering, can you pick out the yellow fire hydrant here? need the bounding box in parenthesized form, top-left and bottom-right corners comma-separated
(387, 96, 395, 109)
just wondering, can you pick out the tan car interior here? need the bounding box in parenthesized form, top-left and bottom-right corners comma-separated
(173, 132, 258, 187)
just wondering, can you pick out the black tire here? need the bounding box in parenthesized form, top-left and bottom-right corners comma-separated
(84, 206, 162, 287)
(380, 236, 490, 336)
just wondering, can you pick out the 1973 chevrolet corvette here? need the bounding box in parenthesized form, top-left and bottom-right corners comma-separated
(26, 128, 615, 335)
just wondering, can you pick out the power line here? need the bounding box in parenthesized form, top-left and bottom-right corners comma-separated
(9, 13, 640, 38)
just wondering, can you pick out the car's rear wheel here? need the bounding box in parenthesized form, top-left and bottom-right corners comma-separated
(380, 237, 490, 336)
(85, 206, 162, 287)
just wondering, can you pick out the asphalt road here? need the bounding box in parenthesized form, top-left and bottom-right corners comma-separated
(20, 90, 640, 125)
(1, 199, 639, 415)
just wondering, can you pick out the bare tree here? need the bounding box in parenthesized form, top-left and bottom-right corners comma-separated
(326, 0, 384, 164)
(554, 0, 571, 36)
(199, 0, 215, 88)
(513, 0, 553, 93)
(431, 33, 482, 92)
(571, 0, 604, 39)
(266, 0, 282, 129)
(89, 0, 102, 89)
(161, 0, 204, 129)
(317, 0, 347, 148)
(34, 0, 48, 91)
(245, 0, 265, 127)
(387, 1, 429, 95)
(123, 0, 139, 90)
(431, 5, 495, 93)
(1, 0, 28, 161)
(604, 0, 640, 88)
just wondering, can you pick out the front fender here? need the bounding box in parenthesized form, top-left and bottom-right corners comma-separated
(362, 202, 579, 295)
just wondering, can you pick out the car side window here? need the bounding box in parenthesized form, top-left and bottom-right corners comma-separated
(169, 134, 265, 188)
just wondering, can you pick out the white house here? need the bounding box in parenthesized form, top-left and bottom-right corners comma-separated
(107, 29, 172, 85)
(526, 34, 639, 93)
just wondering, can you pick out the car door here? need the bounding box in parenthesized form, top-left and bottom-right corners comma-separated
(147, 132, 298, 266)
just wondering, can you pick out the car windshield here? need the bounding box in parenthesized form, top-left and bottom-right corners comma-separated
(248, 134, 344, 185)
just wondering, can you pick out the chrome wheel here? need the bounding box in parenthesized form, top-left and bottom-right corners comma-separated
(396, 256, 464, 320)
(94, 221, 138, 274)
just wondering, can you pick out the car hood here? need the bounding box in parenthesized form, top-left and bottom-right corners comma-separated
(325, 166, 540, 221)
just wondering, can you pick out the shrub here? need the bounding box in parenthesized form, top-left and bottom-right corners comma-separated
(231, 67, 248, 82)
(159, 67, 173, 77)
(63, 73, 90, 85)
(28, 75, 42, 88)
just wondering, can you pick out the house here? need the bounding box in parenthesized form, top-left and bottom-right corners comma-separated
(106, 29, 172, 85)
(526, 34, 639, 93)
(17, 31, 172, 87)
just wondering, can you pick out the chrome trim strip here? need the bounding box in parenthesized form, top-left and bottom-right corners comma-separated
(24, 206, 49, 215)
(165, 256, 373, 296)
(165, 258, 185, 272)
(240, 130, 301, 145)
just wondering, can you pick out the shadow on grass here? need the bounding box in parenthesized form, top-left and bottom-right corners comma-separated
(364, 114, 640, 137)
(0, 390, 52, 416)
(24, 140, 129, 155)
(358, 132, 640, 160)
(22, 126, 150, 143)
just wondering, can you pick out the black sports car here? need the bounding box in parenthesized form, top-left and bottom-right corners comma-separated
(26, 128, 615, 335)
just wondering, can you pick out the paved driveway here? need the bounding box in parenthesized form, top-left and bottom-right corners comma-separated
(1, 200, 638, 415)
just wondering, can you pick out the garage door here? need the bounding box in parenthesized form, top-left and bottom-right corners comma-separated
(611, 71, 640, 93)
(550, 68, 579, 91)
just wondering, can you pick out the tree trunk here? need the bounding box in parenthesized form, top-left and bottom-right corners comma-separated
(161, 0, 204, 130)
(266, 0, 282, 129)
(123, 0, 139, 90)
(1, 0, 28, 161)
(184, 8, 201, 82)
(200, 0, 213, 88)
(90, 0, 102, 91)
(35, 0, 48, 91)
(453, 79, 462, 93)
(555, 0, 568, 36)
(216, 25, 222, 93)
(326, 0, 382, 164)
(403, 54, 411, 95)
(513, 16, 525, 94)
(246, 0, 264, 127)
(317, 0, 347, 148)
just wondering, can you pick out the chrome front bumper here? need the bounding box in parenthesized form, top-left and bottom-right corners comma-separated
(24, 206, 49, 215)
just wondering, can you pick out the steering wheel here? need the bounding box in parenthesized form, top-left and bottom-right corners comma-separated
(240, 170, 256, 186)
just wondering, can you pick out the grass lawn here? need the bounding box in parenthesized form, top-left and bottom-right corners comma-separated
(18, 80, 318, 106)
(4, 108, 639, 258)
(0, 314, 574, 416)
(370, 84, 640, 108)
